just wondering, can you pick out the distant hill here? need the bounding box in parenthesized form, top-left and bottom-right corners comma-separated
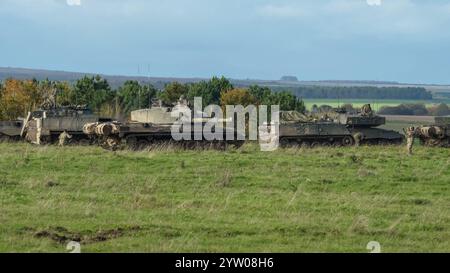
(280, 75, 299, 82)
(0, 67, 204, 89)
(1, 67, 450, 93)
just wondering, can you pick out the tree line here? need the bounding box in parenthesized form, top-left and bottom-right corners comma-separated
(282, 86, 432, 100)
(378, 103, 450, 116)
(0, 76, 305, 120)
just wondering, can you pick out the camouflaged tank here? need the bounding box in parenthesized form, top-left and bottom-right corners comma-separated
(278, 104, 403, 147)
(278, 111, 355, 147)
(415, 116, 450, 147)
(22, 107, 111, 145)
(0, 120, 23, 141)
(337, 110, 404, 145)
(84, 105, 244, 150)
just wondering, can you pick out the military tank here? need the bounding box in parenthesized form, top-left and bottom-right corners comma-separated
(414, 116, 450, 147)
(277, 111, 354, 147)
(337, 108, 404, 145)
(84, 104, 244, 150)
(276, 104, 404, 147)
(0, 120, 23, 141)
(22, 106, 112, 145)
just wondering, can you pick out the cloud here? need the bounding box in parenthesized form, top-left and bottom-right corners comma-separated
(366, 0, 382, 6)
(66, 0, 81, 6)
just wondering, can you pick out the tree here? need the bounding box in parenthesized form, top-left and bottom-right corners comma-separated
(220, 88, 257, 107)
(158, 81, 188, 106)
(0, 82, 4, 120)
(268, 91, 305, 112)
(118, 81, 158, 113)
(378, 104, 428, 116)
(0, 79, 41, 119)
(187, 76, 234, 106)
(54, 81, 74, 106)
(277, 86, 432, 100)
(71, 75, 114, 112)
(248, 85, 272, 104)
(428, 103, 450, 116)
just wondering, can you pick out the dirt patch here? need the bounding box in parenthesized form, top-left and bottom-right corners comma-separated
(33, 226, 141, 245)
(45, 181, 59, 187)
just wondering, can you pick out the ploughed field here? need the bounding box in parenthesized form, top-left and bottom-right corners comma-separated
(0, 142, 449, 252)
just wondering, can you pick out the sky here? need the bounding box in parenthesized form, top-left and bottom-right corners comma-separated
(1, 0, 450, 84)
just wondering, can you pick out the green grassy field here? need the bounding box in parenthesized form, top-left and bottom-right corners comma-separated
(303, 99, 450, 111)
(0, 143, 449, 253)
(380, 118, 434, 134)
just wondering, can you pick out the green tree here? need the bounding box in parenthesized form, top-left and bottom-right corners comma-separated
(265, 91, 305, 112)
(71, 75, 114, 112)
(159, 81, 188, 105)
(118, 81, 158, 113)
(54, 81, 74, 106)
(187, 76, 234, 105)
(248, 85, 272, 104)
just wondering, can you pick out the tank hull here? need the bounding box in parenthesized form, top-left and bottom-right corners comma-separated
(279, 122, 355, 147)
(23, 107, 111, 145)
(277, 107, 404, 147)
(0, 120, 23, 141)
(349, 127, 404, 145)
(86, 121, 245, 150)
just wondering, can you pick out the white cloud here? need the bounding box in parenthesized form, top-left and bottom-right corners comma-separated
(66, 0, 81, 6)
(367, 0, 382, 6)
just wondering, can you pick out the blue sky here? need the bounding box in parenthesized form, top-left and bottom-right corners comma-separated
(1, 0, 450, 84)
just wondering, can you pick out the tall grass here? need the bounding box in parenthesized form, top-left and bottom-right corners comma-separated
(0, 143, 448, 252)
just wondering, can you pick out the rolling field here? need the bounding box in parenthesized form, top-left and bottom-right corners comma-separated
(303, 99, 450, 111)
(380, 116, 435, 134)
(0, 142, 449, 253)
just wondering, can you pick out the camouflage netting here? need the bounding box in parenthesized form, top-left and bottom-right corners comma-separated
(280, 111, 312, 124)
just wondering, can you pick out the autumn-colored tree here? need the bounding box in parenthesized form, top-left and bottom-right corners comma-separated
(0, 79, 41, 120)
(220, 88, 257, 107)
(428, 103, 450, 116)
(0, 83, 4, 120)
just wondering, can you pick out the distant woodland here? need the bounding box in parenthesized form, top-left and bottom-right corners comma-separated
(0, 75, 438, 120)
(0, 76, 304, 120)
(277, 86, 432, 100)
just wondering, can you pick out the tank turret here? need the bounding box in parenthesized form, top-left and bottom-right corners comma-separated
(338, 104, 403, 145)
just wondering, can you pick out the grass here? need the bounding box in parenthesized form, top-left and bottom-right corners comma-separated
(0, 142, 449, 253)
(381, 118, 434, 134)
(303, 99, 450, 111)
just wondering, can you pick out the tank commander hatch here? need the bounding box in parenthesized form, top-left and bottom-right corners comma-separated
(360, 104, 374, 117)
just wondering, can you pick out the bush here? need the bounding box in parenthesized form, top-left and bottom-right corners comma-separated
(428, 103, 450, 116)
(378, 104, 429, 116)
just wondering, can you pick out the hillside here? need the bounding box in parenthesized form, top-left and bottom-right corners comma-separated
(2, 67, 450, 92)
